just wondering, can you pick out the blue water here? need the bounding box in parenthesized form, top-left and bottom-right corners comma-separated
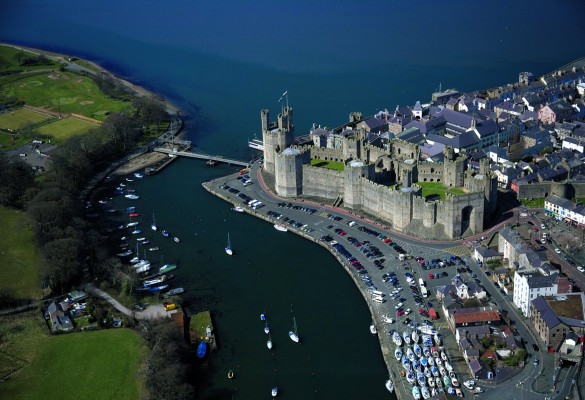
(2, 1, 585, 398)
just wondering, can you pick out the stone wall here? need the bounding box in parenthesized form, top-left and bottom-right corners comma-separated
(309, 146, 344, 162)
(417, 161, 446, 183)
(516, 181, 585, 200)
(302, 165, 344, 199)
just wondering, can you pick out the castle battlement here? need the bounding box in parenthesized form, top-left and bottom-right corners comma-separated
(262, 105, 497, 239)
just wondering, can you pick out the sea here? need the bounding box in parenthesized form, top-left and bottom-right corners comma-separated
(2, 1, 585, 398)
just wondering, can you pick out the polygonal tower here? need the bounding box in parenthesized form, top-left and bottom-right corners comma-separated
(262, 106, 294, 175)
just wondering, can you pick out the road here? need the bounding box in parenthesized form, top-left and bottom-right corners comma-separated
(205, 160, 578, 400)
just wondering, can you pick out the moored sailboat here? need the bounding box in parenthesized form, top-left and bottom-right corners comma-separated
(151, 213, 158, 231)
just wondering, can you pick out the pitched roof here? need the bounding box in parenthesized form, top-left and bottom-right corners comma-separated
(453, 310, 500, 324)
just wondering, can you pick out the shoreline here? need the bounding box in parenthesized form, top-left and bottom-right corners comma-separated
(0, 41, 180, 115)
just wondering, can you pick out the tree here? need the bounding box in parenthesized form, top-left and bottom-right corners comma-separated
(463, 298, 481, 308)
(12, 51, 24, 67)
(41, 237, 83, 293)
(102, 112, 138, 150)
(0, 155, 36, 208)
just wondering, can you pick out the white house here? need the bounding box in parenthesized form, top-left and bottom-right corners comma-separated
(513, 269, 559, 317)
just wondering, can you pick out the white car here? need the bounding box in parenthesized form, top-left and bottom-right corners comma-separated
(555, 248, 562, 254)
(394, 302, 403, 309)
(540, 224, 545, 229)
(577, 266, 585, 273)
(404, 308, 412, 315)
(475, 386, 483, 393)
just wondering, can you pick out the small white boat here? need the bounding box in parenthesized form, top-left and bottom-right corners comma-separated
(125, 178, 134, 182)
(232, 206, 244, 213)
(136, 237, 146, 241)
(125, 194, 139, 200)
(271, 387, 278, 397)
(382, 315, 394, 324)
(403, 330, 411, 345)
(264, 322, 270, 334)
(274, 224, 288, 232)
(412, 385, 421, 400)
(289, 317, 299, 343)
(406, 371, 415, 384)
(151, 213, 158, 231)
(394, 347, 402, 361)
(134, 172, 143, 178)
(412, 330, 420, 343)
(267, 334, 273, 350)
(369, 323, 377, 335)
(225, 233, 233, 256)
(149, 247, 160, 252)
(385, 379, 394, 393)
(127, 221, 139, 227)
(166, 288, 184, 296)
(421, 385, 431, 399)
(392, 331, 402, 347)
(173, 237, 180, 243)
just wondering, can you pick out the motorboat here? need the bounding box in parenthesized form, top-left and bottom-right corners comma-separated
(260, 313, 266, 321)
(135, 263, 150, 274)
(125, 206, 136, 212)
(428, 377, 435, 387)
(151, 213, 158, 231)
(274, 224, 288, 232)
(423, 366, 431, 378)
(149, 247, 160, 252)
(412, 385, 421, 400)
(421, 386, 431, 399)
(420, 357, 428, 368)
(289, 317, 299, 343)
(431, 365, 439, 377)
(232, 206, 244, 212)
(166, 287, 184, 296)
(423, 346, 431, 358)
(392, 331, 402, 347)
(422, 334, 433, 347)
(162, 230, 169, 237)
(264, 321, 270, 334)
(418, 326, 437, 335)
(136, 237, 146, 241)
(406, 371, 415, 385)
(225, 233, 233, 256)
(439, 366, 447, 377)
(412, 330, 420, 344)
(427, 356, 434, 366)
(125, 178, 133, 182)
(407, 347, 415, 362)
(443, 376, 451, 387)
(414, 343, 422, 358)
(434, 333, 442, 346)
(131, 228, 142, 235)
(431, 387, 438, 397)
(444, 361, 453, 372)
(417, 371, 426, 386)
(401, 355, 410, 371)
(435, 376, 443, 388)
(435, 357, 442, 366)
(173, 236, 180, 243)
(147, 284, 168, 293)
(117, 250, 132, 257)
(412, 359, 420, 371)
(431, 347, 439, 358)
(134, 172, 143, 178)
(385, 379, 394, 393)
(267, 334, 273, 350)
(369, 322, 377, 335)
(125, 194, 139, 200)
(403, 330, 411, 345)
(159, 264, 177, 274)
(394, 347, 402, 361)
(196, 341, 207, 359)
(440, 351, 448, 362)
(271, 387, 278, 397)
(143, 276, 166, 287)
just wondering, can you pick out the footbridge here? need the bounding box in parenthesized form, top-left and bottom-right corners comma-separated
(153, 139, 249, 167)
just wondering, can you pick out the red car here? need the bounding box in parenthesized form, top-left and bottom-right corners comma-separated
(429, 273, 434, 279)
(396, 310, 405, 317)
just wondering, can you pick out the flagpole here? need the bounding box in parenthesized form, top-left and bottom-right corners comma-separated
(286, 91, 289, 110)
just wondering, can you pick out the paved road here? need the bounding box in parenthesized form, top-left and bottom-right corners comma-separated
(207, 161, 578, 400)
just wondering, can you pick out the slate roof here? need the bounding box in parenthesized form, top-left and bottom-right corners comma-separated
(363, 117, 388, 131)
(473, 119, 500, 138)
(469, 359, 482, 374)
(546, 194, 574, 210)
(532, 296, 562, 329)
(476, 246, 501, 258)
(487, 145, 508, 159)
(438, 108, 476, 128)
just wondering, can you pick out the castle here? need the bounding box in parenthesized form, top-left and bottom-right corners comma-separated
(261, 106, 498, 240)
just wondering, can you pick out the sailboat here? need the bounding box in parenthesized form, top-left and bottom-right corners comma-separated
(225, 233, 233, 256)
(289, 317, 299, 343)
(151, 213, 158, 231)
(267, 333, 273, 350)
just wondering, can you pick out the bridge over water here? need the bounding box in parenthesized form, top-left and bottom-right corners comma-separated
(153, 139, 250, 167)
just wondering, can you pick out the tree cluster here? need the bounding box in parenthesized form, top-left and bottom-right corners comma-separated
(91, 73, 130, 101)
(139, 321, 196, 400)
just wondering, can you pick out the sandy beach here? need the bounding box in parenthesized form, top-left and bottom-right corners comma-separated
(112, 152, 169, 176)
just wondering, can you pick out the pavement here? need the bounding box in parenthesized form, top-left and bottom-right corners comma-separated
(203, 161, 580, 400)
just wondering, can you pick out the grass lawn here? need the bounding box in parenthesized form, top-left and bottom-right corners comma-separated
(521, 198, 545, 208)
(417, 181, 465, 201)
(0, 107, 54, 130)
(0, 207, 43, 300)
(36, 116, 97, 142)
(189, 310, 212, 340)
(0, 45, 60, 73)
(1, 71, 129, 120)
(0, 313, 146, 400)
(310, 159, 345, 171)
(0, 133, 29, 151)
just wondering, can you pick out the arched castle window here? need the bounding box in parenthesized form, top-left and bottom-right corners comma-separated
(398, 148, 401, 155)
(437, 179, 441, 182)
(424, 178, 427, 182)
(431, 168, 435, 173)
(411, 153, 414, 158)
(430, 179, 434, 182)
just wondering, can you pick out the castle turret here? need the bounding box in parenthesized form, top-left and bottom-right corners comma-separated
(344, 161, 372, 209)
(275, 147, 306, 197)
(262, 106, 294, 175)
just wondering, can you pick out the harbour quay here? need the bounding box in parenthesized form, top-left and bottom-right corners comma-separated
(203, 165, 471, 400)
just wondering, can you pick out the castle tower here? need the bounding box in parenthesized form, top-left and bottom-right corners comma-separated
(344, 161, 372, 209)
(262, 106, 294, 175)
(275, 147, 305, 197)
(443, 147, 465, 188)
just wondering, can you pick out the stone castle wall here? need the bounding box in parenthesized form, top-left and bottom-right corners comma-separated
(310, 147, 344, 162)
(302, 165, 344, 199)
(417, 161, 446, 183)
(516, 181, 585, 200)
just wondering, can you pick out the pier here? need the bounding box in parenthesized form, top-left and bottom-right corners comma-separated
(153, 138, 250, 168)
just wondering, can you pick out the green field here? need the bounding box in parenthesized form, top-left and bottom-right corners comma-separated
(0, 133, 28, 151)
(417, 181, 466, 201)
(0, 108, 54, 130)
(0, 313, 145, 400)
(37, 117, 97, 142)
(0, 207, 43, 300)
(310, 158, 345, 171)
(189, 310, 212, 340)
(0, 45, 60, 73)
(2, 71, 129, 120)
(521, 198, 545, 208)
